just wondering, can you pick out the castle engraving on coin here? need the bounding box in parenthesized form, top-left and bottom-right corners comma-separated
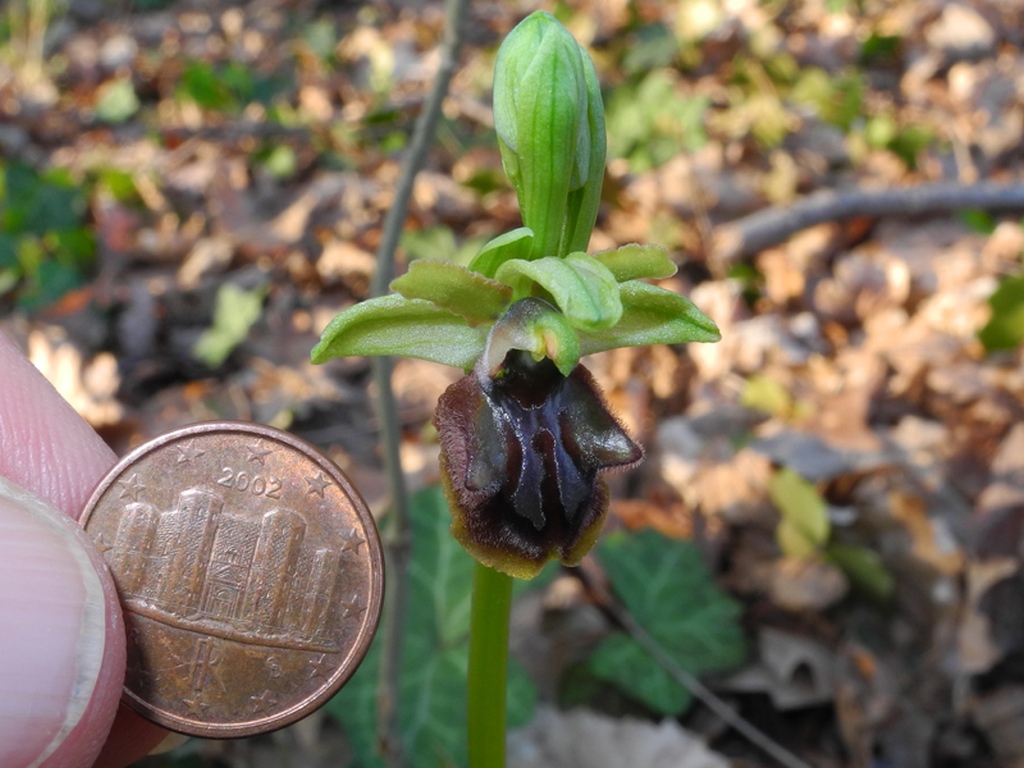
(81, 422, 384, 738)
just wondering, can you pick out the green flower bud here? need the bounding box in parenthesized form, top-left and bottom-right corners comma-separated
(493, 11, 606, 260)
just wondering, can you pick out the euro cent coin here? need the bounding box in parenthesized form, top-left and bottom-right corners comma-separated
(80, 421, 384, 738)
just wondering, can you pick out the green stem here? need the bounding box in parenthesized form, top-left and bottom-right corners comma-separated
(467, 562, 514, 768)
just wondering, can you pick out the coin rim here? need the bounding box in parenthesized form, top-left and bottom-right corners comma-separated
(80, 421, 385, 738)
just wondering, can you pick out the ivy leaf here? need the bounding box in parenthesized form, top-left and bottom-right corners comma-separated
(495, 252, 622, 332)
(578, 281, 720, 355)
(193, 283, 266, 367)
(311, 296, 486, 369)
(325, 486, 537, 768)
(592, 243, 677, 282)
(390, 260, 512, 325)
(467, 227, 534, 278)
(589, 529, 747, 715)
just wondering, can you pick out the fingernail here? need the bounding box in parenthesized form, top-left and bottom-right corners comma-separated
(0, 478, 119, 768)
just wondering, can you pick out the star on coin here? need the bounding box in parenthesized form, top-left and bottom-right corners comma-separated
(183, 696, 208, 716)
(339, 528, 365, 554)
(305, 471, 330, 498)
(340, 598, 365, 620)
(174, 439, 206, 465)
(93, 532, 114, 555)
(251, 690, 277, 714)
(118, 473, 146, 501)
(246, 441, 273, 465)
(308, 653, 331, 680)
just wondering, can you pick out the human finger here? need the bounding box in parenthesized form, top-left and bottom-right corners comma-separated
(0, 334, 168, 765)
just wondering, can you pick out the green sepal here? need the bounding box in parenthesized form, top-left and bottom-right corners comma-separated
(311, 295, 486, 369)
(390, 260, 512, 325)
(593, 243, 677, 282)
(467, 227, 535, 278)
(578, 281, 720, 355)
(494, 252, 622, 333)
(480, 297, 580, 376)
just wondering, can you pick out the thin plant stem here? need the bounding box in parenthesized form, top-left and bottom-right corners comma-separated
(467, 562, 514, 768)
(370, 0, 470, 765)
(372, 356, 411, 768)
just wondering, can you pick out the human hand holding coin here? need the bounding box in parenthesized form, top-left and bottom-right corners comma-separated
(0, 333, 383, 766)
(0, 333, 168, 767)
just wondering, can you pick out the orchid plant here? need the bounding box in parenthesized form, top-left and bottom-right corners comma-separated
(312, 11, 720, 767)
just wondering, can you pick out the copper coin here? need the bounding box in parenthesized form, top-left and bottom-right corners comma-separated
(80, 421, 384, 738)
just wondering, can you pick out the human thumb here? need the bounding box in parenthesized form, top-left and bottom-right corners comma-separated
(0, 478, 126, 768)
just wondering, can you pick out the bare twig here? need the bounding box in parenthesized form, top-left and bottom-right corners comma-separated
(606, 601, 817, 768)
(371, 0, 471, 765)
(712, 181, 1024, 265)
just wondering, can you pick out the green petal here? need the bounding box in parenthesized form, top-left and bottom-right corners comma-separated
(480, 297, 580, 376)
(467, 227, 534, 278)
(593, 243, 677, 282)
(494, 252, 622, 332)
(390, 259, 511, 325)
(578, 281, 720, 355)
(311, 295, 486, 369)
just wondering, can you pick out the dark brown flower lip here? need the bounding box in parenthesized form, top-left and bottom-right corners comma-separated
(435, 350, 642, 579)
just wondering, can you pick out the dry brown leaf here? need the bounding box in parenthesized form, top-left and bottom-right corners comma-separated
(509, 706, 730, 768)
(722, 627, 837, 709)
(958, 558, 1017, 674)
(971, 687, 1024, 763)
(769, 556, 849, 612)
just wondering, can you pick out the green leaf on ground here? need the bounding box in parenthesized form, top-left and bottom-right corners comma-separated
(957, 209, 997, 235)
(0, 162, 96, 309)
(577, 280, 720, 355)
(826, 543, 894, 602)
(311, 295, 487, 369)
(589, 529, 747, 715)
(741, 374, 793, 418)
(979, 274, 1024, 352)
(403, 226, 487, 267)
(790, 68, 863, 131)
(95, 78, 140, 123)
(325, 486, 537, 768)
(259, 145, 297, 180)
(2, 162, 84, 235)
(607, 70, 708, 172)
(193, 283, 266, 367)
(769, 468, 830, 557)
(177, 61, 237, 111)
